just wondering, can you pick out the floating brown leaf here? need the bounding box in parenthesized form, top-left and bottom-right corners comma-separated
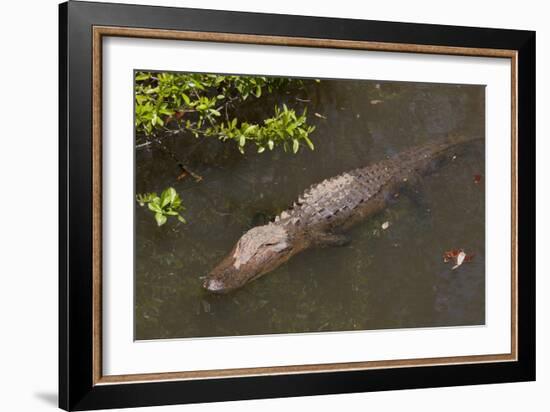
(443, 248, 474, 270)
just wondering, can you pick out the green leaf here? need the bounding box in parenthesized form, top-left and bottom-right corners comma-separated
(158, 107, 173, 115)
(257, 146, 265, 153)
(209, 109, 221, 116)
(292, 139, 299, 154)
(160, 187, 177, 208)
(169, 188, 178, 204)
(244, 125, 257, 135)
(155, 213, 167, 226)
(286, 124, 297, 134)
(268, 140, 274, 150)
(304, 136, 315, 150)
(135, 95, 148, 104)
(177, 215, 187, 224)
(239, 134, 246, 147)
(181, 93, 191, 105)
(148, 202, 162, 213)
(135, 72, 150, 81)
(171, 196, 182, 209)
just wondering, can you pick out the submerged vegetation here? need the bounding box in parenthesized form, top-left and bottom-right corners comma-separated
(135, 71, 319, 226)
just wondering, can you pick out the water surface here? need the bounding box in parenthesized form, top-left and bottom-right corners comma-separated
(135, 77, 485, 340)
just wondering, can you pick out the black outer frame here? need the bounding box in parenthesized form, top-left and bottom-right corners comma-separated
(59, 1, 535, 410)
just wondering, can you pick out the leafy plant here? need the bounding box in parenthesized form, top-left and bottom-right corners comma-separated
(134, 72, 317, 154)
(136, 187, 186, 226)
(216, 104, 315, 154)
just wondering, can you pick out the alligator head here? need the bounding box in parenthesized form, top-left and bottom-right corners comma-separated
(203, 223, 297, 294)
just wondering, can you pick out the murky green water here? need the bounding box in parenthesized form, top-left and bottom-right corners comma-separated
(135, 77, 485, 340)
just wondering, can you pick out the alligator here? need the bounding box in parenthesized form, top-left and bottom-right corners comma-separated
(203, 134, 481, 294)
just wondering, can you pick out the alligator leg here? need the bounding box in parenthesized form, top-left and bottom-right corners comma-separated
(396, 179, 436, 224)
(389, 168, 431, 211)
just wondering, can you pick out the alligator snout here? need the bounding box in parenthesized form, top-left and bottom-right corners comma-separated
(202, 278, 230, 294)
(203, 224, 296, 294)
(202, 248, 253, 294)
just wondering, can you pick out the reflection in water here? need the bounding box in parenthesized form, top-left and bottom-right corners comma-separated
(135, 78, 485, 340)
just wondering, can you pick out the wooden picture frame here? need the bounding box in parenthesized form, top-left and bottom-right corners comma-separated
(59, 1, 535, 410)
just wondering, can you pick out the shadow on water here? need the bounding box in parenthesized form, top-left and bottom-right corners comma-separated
(135, 77, 485, 340)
